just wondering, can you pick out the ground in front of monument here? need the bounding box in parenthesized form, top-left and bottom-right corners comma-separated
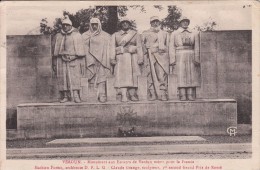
(6, 125, 251, 159)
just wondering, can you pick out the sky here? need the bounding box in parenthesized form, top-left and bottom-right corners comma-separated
(4, 1, 252, 35)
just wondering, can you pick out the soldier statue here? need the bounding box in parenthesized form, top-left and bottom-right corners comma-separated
(142, 16, 170, 101)
(110, 18, 144, 102)
(169, 17, 200, 101)
(52, 16, 86, 103)
(82, 18, 111, 103)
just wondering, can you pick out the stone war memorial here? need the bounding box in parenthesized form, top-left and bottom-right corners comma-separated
(6, 11, 252, 140)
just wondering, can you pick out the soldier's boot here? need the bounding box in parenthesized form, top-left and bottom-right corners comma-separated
(179, 88, 187, 101)
(187, 87, 195, 101)
(160, 90, 168, 101)
(60, 91, 70, 103)
(99, 93, 107, 103)
(121, 88, 128, 102)
(129, 88, 139, 101)
(73, 90, 82, 103)
(148, 89, 157, 101)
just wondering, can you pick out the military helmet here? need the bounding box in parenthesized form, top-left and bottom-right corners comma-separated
(62, 15, 72, 26)
(150, 16, 160, 23)
(119, 17, 131, 25)
(179, 16, 190, 25)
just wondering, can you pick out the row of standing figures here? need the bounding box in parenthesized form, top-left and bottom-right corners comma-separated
(52, 16, 201, 103)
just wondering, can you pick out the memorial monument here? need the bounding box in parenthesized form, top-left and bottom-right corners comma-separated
(8, 15, 242, 139)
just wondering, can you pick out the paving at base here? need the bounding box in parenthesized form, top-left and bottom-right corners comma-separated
(7, 143, 251, 159)
(6, 136, 252, 159)
(46, 136, 206, 145)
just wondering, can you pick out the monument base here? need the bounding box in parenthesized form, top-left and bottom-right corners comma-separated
(17, 99, 237, 139)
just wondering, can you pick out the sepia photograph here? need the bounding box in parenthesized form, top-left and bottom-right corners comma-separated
(0, 1, 259, 170)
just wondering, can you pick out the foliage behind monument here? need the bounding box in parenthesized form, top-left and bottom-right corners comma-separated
(39, 5, 198, 35)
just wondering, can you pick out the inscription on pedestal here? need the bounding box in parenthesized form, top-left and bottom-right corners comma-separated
(116, 106, 138, 137)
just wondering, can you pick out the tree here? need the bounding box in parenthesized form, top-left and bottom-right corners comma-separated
(161, 6, 182, 32)
(27, 18, 52, 35)
(161, 6, 217, 32)
(41, 6, 104, 35)
(41, 5, 185, 35)
(106, 6, 118, 34)
(41, 5, 146, 35)
(193, 17, 217, 31)
(39, 18, 52, 35)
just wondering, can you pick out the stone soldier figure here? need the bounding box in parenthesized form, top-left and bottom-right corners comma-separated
(169, 17, 200, 101)
(110, 18, 144, 102)
(142, 16, 169, 101)
(82, 18, 111, 103)
(52, 16, 86, 103)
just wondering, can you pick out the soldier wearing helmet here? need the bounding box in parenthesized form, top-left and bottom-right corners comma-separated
(169, 16, 201, 101)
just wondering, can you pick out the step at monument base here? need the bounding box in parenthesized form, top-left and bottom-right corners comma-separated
(46, 136, 206, 146)
(17, 99, 237, 139)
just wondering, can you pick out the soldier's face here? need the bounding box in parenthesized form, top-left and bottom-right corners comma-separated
(62, 24, 72, 32)
(151, 20, 160, 28)
(91, 23, 99, 31)
(121, 21, 130, 31)
(180, 20, 189, 29)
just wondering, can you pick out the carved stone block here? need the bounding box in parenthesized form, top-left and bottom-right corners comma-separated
(16, 99, 238, 139)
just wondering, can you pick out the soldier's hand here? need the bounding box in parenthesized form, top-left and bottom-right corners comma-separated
(145, 45, 150, 49)
(170, 62, 176, 66)
(193, 60, 200, 66)
(52, 65, 57, 73)
(138, 59, 144, 65)
(68, 55, 77, 61)
(62, 55, 70, 62)
(123, 46, 129, 53)
(158, 47, 166, 54)
(111, 59, 117, 65)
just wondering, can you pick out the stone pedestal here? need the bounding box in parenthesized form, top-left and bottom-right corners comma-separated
(17, 99, 237, 139)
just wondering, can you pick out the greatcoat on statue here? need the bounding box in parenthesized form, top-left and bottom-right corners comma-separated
(142, 16, 169, 101)
(169, 17, 201, 101)
(110, 18, 143, 102)
(52, 16, 86, 103)
(82, 18, 111, 102)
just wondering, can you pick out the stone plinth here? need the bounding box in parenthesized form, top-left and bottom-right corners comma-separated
(17, 99, 237, 139)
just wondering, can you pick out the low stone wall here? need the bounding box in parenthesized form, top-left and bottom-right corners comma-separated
(199, 31, 251, 123)
(17, 99, 237, 139)
(6, 35, 56, 129)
